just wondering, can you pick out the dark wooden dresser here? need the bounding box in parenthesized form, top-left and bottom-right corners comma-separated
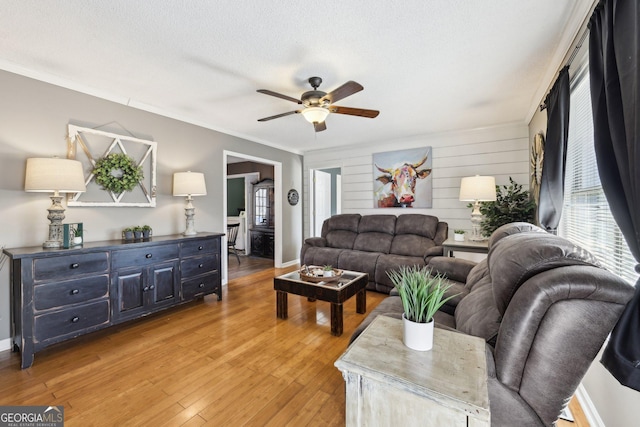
(3, 232, 223, 369)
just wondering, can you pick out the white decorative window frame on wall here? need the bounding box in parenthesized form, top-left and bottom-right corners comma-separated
(67, 124, 157, 207)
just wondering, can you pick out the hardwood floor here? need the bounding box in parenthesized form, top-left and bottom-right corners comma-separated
(0, 264, 588, 426)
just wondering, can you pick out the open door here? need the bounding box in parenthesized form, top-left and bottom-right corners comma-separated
(311, 168, 341, 237)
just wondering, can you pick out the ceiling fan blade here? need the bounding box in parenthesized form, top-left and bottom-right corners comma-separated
(321, 81, 363, 104)
(257, 110, 300, 122)
(256, 89, 302, 104)
(329, 106, 379, 118)
(314, 121, 327, 132)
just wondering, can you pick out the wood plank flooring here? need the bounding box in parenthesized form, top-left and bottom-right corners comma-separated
(0, 263, 588, 426)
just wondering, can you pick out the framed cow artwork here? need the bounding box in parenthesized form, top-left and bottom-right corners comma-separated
(372, 147, 433, 208)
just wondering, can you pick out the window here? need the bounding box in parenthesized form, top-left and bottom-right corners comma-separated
(559, 65, 639, 285)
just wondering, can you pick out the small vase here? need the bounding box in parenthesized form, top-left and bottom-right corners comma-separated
(123, 231, 134, 240)
(454, 233, 465, 242)
(323, 270, 334, 277)
(73, 236, 83, 245)
(402, 313, 434, 351)
(142, 230, 152, 239)
(134, 231, 143, 240)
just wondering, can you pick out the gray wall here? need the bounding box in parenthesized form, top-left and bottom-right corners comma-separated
(0, 70, 303, 343)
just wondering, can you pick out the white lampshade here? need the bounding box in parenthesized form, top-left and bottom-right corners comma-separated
(173, 172, 207, 196)
(301, 107, 329, 124)
(459, 176, 496, 201)
(25, 158, 86, 193)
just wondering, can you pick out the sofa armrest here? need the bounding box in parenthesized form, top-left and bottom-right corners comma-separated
(424, 245, 444, 258)
(427, 256, 477, 283)
(304, 237, 327, 247)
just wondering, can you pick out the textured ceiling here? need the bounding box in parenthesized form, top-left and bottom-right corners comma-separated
(0, 1, 592, 154)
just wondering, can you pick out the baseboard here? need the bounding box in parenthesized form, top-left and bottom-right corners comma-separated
(280, 258, 299, 268)
(0, 338, 11, 352)
(575, 383, 605, 427)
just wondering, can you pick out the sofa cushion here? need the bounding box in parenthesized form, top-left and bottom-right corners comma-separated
(390, 235, 437, 257)
(324, 214, 361, 249)
(454, 276, 501, 345)
(358, 214, 396, 234)
(354, 233, 394, 254)
(374, 254, 426, 294)
(337, 250, 380, 288)
(488, 221, 546, 250)
(395, 214, 439, 239)
(302, 247, 344, 268)
(489, 232, 602, 315)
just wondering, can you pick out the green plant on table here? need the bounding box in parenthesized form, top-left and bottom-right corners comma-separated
(142, 225, 152, 232)
(323, 265, 333, 271)
(454, 229, 465, 234)
(387, 266, 457, 323)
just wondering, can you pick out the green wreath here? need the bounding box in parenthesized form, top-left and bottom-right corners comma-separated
(93, 153, 143, 193)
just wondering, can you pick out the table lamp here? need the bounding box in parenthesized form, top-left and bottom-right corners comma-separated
(25, 158, 87, 248)
(173, 171, 207, 235)
(459, 175, 496, 241)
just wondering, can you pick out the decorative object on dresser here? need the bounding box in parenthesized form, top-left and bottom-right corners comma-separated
(459, 175, 496, 241)
(24, 157, 87, 248)
(3, 232, 223, 369)
(387, 266, 455, 351)
(173, 171, 207, 236)
(62, 223, 84, 248)
(67, 124, 157, 207)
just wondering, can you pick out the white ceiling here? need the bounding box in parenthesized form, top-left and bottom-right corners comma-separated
(0, 1, 592, 154)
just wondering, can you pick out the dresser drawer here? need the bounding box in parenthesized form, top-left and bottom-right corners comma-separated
(182, 272, 219, 300)
(33, 252, 109, 282)
(34, 275, 109, 311)
(112, 244, 179, 269)
(181, 238, 219, 257)
(34, 300, 109, 343)
(180, 255, 219, 279)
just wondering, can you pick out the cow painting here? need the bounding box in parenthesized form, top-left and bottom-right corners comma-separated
(373, 148, 433, 208)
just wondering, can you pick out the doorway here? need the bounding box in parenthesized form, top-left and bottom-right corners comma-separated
(311, 167, 341, 237)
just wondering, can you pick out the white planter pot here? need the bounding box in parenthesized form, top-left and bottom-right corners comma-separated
(454, 233, 465, 241)
(402, 313, 434, 351)
(323, 271, 334, 277)
(73, 236, 83, 245)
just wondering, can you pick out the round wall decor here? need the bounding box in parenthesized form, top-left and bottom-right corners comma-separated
(93, 153, 143, 194)
(287, 189, 299, 206)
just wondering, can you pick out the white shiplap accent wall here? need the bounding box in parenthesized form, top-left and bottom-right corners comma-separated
(303, 123, 529, 239)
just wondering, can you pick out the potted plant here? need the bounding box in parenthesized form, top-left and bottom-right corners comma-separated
(133, 226, 143, 240)
(123, 227, 134, 240)
(476, 177, 536, 237)
(72, 226, 83, 245)
(323, 265, 334, 277)
(142, 225, 153, 239)
(387, 266, 456, 351)
(453, 229, 465, 241)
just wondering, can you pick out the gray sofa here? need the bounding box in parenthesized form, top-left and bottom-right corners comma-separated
(351, 222, 634, 427)
(300, 213, 448, 293)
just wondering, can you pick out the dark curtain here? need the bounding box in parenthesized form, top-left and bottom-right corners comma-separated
(590, 0, 640, 391)
(538, 66, 570, 234)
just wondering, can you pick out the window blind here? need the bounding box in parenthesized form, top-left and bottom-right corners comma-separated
(559, 66, 639, 285)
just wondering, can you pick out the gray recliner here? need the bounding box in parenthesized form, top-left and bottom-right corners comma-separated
(351, 222, 634, 426)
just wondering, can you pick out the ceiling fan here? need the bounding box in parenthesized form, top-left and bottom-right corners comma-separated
(256, 77, 380, 132)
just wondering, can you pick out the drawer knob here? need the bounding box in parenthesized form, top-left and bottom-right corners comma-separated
(143, 286, 149, 292)
(198, 246, 204, 250)
(70, 263, 79, 269)
(145, 253, 153, 259)
(71, 289, 80, 295)
(199, 263, 204, 268)
(149, 285, 155, 290)
(71, 316, 80, 323)
(199, 283, 205, 288)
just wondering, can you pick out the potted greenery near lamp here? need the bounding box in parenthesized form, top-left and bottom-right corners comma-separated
(454, 230, 465, 241)
(142, 225, 152, 239)
(388, 266, 456, 351)
(477, 177, 536, 237)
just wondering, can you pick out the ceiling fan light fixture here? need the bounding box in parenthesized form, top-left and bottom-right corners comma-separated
(301, 106, 329, 124)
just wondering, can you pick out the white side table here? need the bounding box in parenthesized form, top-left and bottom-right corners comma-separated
(442, 237, 489, 257)
(335, 315, 490, 427)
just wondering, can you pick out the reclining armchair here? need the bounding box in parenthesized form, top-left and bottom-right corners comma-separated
(352, 223, 634, 426)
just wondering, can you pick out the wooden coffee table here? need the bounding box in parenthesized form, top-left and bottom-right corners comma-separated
(273, 269, 368, 336)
